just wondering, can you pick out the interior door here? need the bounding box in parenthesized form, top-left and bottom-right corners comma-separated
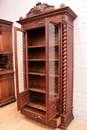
(46, 19, 61, 122)
(14, 27, 29, 110)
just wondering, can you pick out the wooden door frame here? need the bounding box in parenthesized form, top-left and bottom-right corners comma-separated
(14, 27, 29, 110)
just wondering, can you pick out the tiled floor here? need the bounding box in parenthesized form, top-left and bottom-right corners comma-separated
(0, 101, 87, 130)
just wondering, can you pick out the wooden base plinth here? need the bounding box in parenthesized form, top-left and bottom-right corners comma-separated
(0, 97, 16, 107)
(58, 114, 74, 130)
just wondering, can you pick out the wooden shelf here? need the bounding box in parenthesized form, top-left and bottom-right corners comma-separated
(28, 45, 45, 48)
(49, 44, 59, 47)
(28, 59, 59, 61)
(29, 85, 46, 93)
(28, 98, 46, 111)
(29, 72, 46, 76)
(29, 72, 59, 77)
(28, 44, 59, 48)
(49, 74, 59, 77)
(49, 59, 59, 61)
(28, 59, 45, 61)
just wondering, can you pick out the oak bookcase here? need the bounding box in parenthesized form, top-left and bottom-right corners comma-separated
(15, 3, 77, 129)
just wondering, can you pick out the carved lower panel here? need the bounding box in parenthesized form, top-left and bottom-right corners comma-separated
(21, 106, 61, 128)
(62, 24, 67, 114)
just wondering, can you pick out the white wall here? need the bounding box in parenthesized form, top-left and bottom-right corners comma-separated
(0, 0, 87, 123)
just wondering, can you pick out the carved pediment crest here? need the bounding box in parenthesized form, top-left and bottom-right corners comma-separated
(26, 2, 54, 17)
(19, 2, 67, 20)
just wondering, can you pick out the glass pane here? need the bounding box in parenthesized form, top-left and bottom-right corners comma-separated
(17, 31, 26, 93)
(49, 23, 58, 101)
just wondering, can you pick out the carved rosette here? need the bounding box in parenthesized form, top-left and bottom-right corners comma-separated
(62, 24, 67, 114)
(36, 19, 44, 26)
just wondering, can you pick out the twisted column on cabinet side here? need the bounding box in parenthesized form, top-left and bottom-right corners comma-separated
(22, 33, 26, 90)
(47, 22, 49, 100)
(62, 24, 67, 114)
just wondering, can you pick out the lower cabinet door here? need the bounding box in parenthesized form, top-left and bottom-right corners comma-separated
(0, 73, 15, 106)
(49, 101, 59, 119)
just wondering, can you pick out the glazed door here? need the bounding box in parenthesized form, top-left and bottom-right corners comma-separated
(14, 27, 29, 110)
(46, 19, 61, 122)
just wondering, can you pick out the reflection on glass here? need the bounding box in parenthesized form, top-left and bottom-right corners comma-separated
(17, 31, 26, 93)
(49, 23, 58, 101)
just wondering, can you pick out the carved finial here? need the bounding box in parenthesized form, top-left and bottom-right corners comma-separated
(60, 3, 65, 8)
(19, 16, 23, 20)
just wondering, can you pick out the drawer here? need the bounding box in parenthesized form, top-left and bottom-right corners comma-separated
(30, 113, 46, 123)
(21, 106, 46, 123)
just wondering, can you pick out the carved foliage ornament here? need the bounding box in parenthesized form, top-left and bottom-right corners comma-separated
(26, 2, 54, 17)
(19, 2, 66, 20)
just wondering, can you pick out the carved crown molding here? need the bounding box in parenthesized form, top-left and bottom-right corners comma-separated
(18, 2, 77, 22)
(19, 2, 66, 20)
(26, 2, 54, 17)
